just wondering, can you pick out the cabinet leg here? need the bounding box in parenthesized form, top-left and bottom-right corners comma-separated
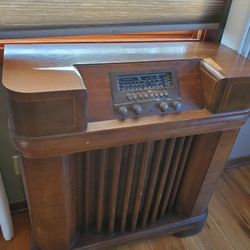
(21, 155, 78, 250)
(175, 221, 204, 238)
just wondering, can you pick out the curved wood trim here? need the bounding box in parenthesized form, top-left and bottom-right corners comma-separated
(2, 41, 250, 250)
(11, 110, 249, 158)
(3, 42, 250, 94)
(2, 42, 250, 155)
(72, 211, 208, 250)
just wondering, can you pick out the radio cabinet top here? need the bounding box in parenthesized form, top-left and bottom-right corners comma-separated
(2, 42, 250, 157)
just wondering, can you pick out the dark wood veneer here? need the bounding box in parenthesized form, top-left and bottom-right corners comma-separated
(6, 90, 87, 136)
(2, 42, 250, 250)
(77, 59, 204, 122)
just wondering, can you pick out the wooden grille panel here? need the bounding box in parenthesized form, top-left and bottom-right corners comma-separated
(80, 136, 194, 234)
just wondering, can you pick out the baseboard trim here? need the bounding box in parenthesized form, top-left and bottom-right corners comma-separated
(225, 155, 250, 169)
(10, 200, 28, 214)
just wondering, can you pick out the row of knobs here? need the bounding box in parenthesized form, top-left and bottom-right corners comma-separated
(118, 101, 182, 116)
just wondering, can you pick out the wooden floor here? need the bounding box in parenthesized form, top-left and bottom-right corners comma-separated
(0, 166, 249, 250)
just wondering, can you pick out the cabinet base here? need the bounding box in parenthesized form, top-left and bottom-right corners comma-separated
(72, 211, 208, 250)
(31, 211, 207, 250)
(174, 221, 204, 238)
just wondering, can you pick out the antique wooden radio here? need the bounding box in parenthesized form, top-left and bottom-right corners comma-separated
(2, 42, 250, 250)
(1, 0, 250, 249)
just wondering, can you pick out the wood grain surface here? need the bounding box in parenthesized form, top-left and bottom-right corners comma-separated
(0, 31, 204, 46)
(21, 155, 78, 250)
(1, 166, 249, 250)
(2, 41, 250, 249)
(0, 0, 227, 29)
(3, 42, 250, 94)
(78, 59, 204, 122)
(11, 110, 249, 158)
(176, 130, 240, 216)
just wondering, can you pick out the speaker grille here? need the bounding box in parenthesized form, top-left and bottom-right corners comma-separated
(79, 136, 194, 234)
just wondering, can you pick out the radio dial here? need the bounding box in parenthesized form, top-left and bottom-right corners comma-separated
(159, 102, 168, 112)
(171, 101, 182, 111)
(111, 70, 181, 118)
(132, 104, 142, 115)
(118, 106, 128, 116)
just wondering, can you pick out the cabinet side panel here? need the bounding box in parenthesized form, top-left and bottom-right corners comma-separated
(21, 155, 78, 250)
(175, 129, 239, 216)
(5, 89, 87, 137)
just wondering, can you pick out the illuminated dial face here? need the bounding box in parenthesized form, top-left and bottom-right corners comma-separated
(117, 72, 173, 92)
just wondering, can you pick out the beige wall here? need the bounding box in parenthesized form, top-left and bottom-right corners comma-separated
(0, 67, 25, 202)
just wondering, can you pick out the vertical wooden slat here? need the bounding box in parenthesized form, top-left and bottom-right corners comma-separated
(76, 153, 83, 228)
(160, 137, 185, 218)
(151, 138, 176, 224)
(83, 152, 90, 230)
(96, 149, 108, 233)
(109, 146, 123, 233)
(82, 136, 194, 234)
(131, 141, 152, 232)
(88, 151, 95, 229)
(168, 136, 194, 211)
(141, 140, 165, 228)
(120, 144, 137, 233)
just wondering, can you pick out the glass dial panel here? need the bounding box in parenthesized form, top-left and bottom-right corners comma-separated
(117, 72, 173, 92)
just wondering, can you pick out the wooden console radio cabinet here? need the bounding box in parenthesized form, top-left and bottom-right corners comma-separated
(2, 42, 250, 250)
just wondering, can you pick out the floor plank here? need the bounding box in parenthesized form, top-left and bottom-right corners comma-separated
(0, 213, 31, 250)
(0, 166, 249, 250)
(227, 166, 250, 195)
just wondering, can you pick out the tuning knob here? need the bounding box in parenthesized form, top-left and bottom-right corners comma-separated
(159, 102, 168, 112)
(118, 106, 128, 116)
(171, 101, 182, 111)
(132, 104, 142, 115)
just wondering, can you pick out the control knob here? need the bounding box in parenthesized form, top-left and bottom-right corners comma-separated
(132, 104, 142, 115)
(118, 106, 128, 116)
(171, 101, 182, 111)
(159, 102, 168, 112)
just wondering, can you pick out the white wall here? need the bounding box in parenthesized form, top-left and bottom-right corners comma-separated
(221, 0, 250, 159)
(221, 0, 250, 55)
